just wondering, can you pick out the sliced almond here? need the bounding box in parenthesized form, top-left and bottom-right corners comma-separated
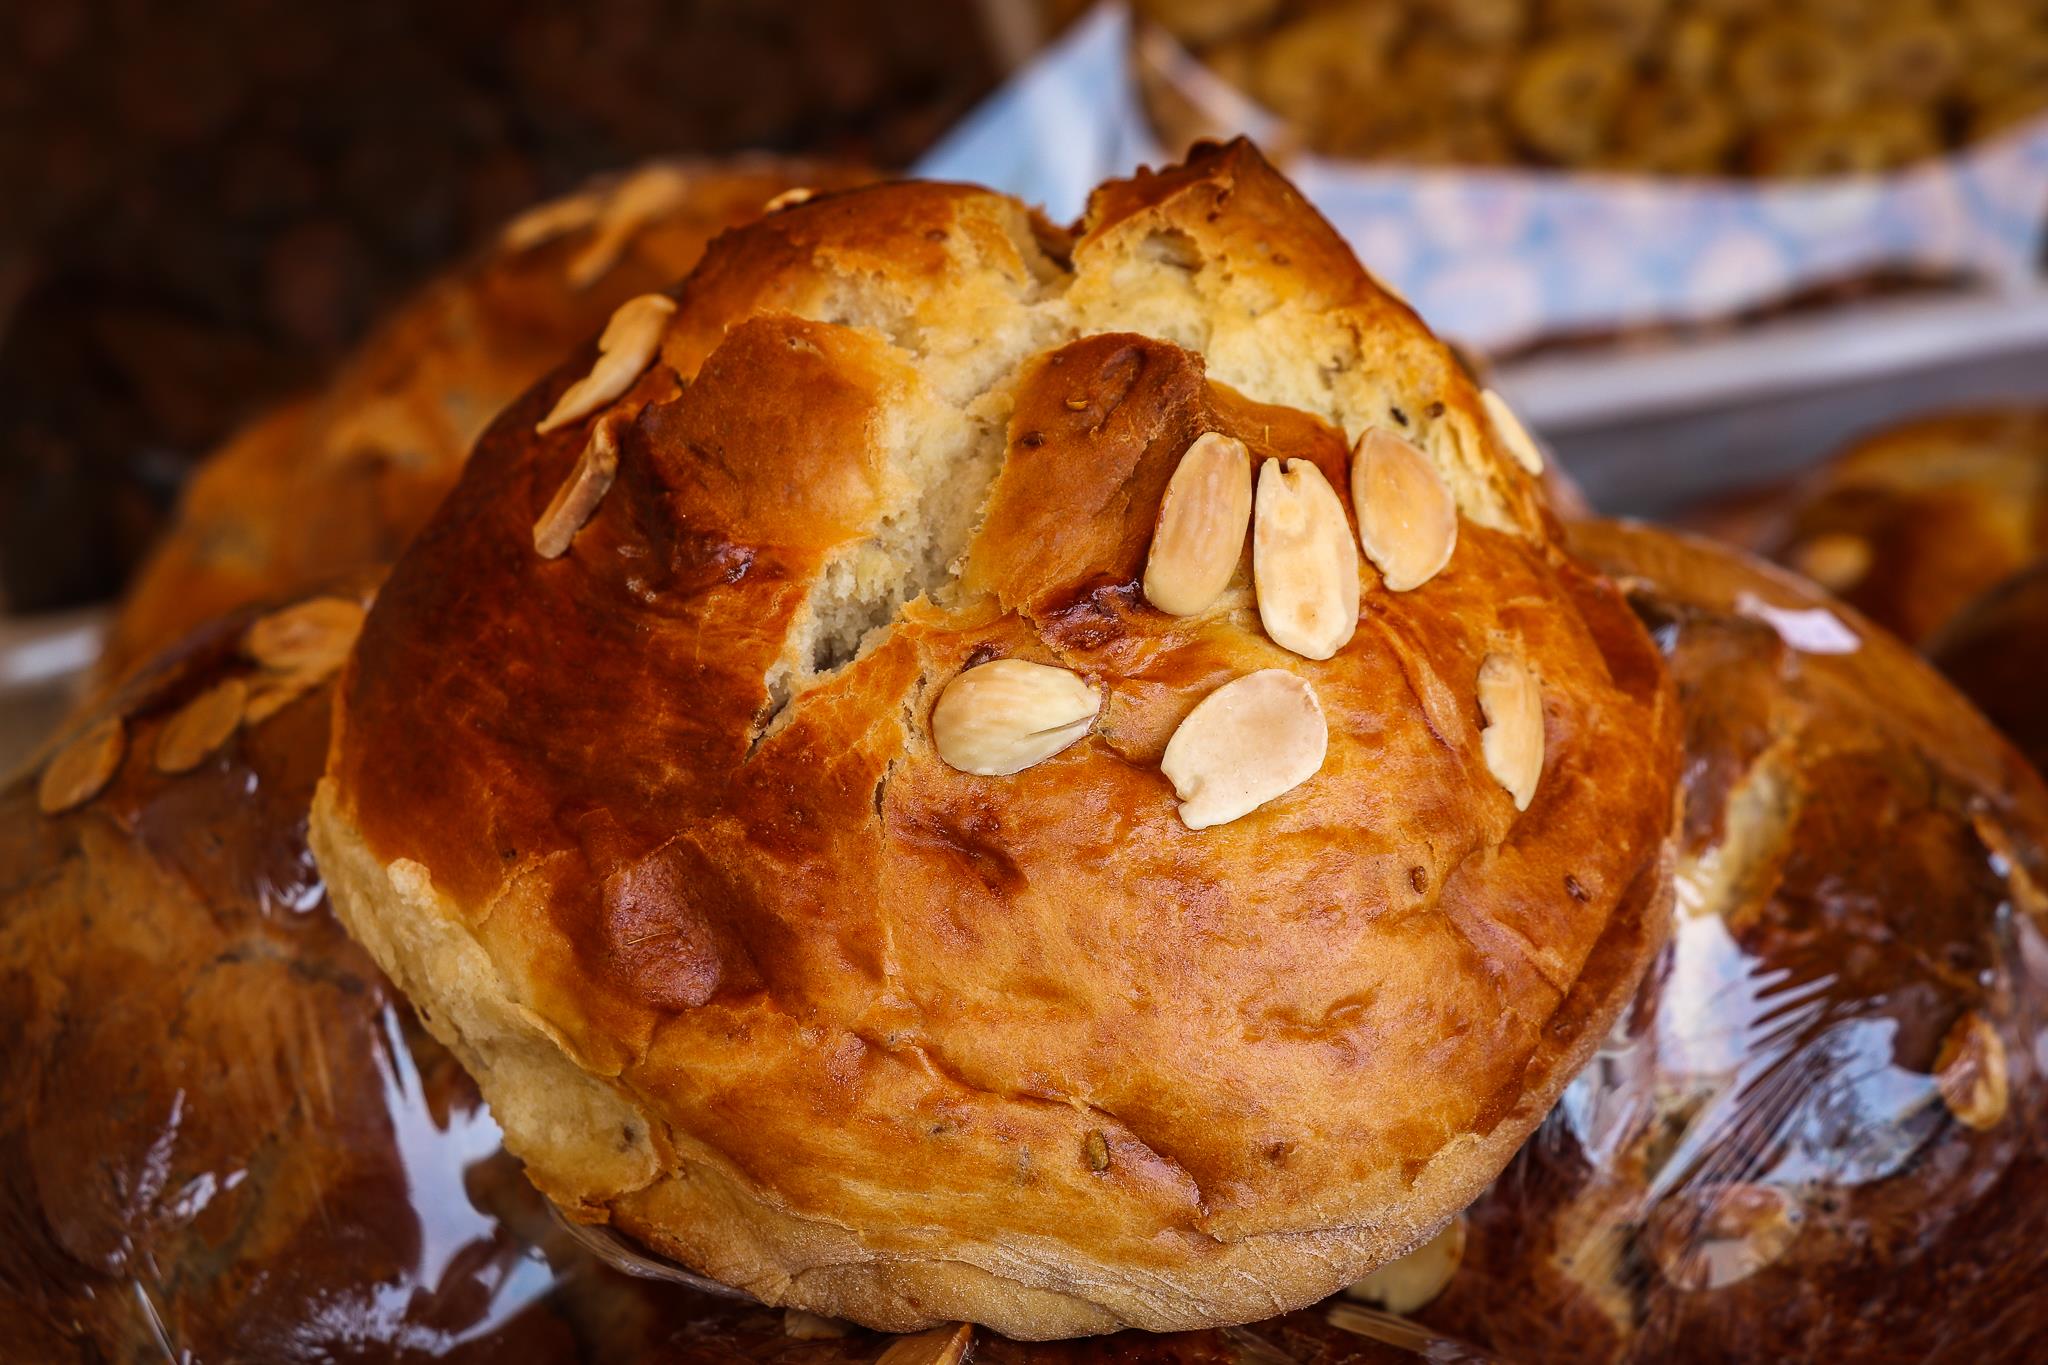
(876, 1324, 973, 1365)
(155, 678, 249, 775)
(243, 596, 366, 675)
(1144, 432, 1253, 616)
(1351, 428, 1458, 592)
(243, 672, 322, 726)
(1481, 387, 1544, 475)
(1477, 652, 1543, 811)
(1935, 1010, 2009, 1130)
(38, 717, 126, 815)
(566, 164, 692, 288)
(535, 294, 676, 434)
(1344, 1215, 1467, 1316)
(1790, 533, 1872, 594)
(534, 417, 624, 558)
(1252, 458, 1359, 660)
(1646, 1183, 1802, 1292)
(498, 189, 605, 252)
(1161, 669, 1326, 830)
(931, 660, 1098, 776)
(783, 1309, 851, 1340)
(763, 186, 816, 213)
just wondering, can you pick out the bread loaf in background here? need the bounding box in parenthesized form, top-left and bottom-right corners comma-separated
(98, 158, 870, 684)
(1928, 554, 2048, 781)
(1704, 406, 2048, 649)
(1676, 404, 2048, 790)
(0, 0, 996, 615)
(1379, 522, 2048, 1363)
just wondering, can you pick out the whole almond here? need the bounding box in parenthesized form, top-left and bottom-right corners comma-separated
(536, 293, 676, 434)
(1351, 428, 1458, 592)
(1935, 1010, 2008, 1130)
(1161, 669, 1326, 830)
(566, 165, 693, 288)
(931, 660, 1098, 776)
(1253, 458, 1359, 660)
(155, 678, 249, 775)
(1791, 533, 1872, 593)
(535, 417, 624, 558)
(1344, 1215, 1467, 1316)
(38, 716, 126, 815)
(1481, 388, 1544, 475)
(877, 1324, 973, 1365)
(244, 596, 365, 675)
(1144, 432, 1253, 616)
(1477, 652, 1543, 811)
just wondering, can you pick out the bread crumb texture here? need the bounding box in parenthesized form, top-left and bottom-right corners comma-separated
(311, 141, 1680, 1338)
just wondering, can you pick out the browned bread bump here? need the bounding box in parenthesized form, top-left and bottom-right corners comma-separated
(1384, 522, 2048, 1362)
(1759, 406, 2048, 647)
(100, 158, 870, 684)
(310, 140, 1681, 1339)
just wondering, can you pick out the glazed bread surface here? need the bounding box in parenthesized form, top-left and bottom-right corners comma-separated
(311, 140, 1681, 1338)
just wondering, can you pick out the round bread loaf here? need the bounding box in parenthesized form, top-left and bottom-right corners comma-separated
(100, 157, 868, 683)
(1756, 406, 2048, 646)
(1363, 523, 2048, 1362)
(310, 139, 1682, 1338)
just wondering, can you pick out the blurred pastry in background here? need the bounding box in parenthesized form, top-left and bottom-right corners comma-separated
(1747, 407, 2048, 648)
(97, 158, 871, 685)
(0, 0, 995, 615)
(1362, 522, 2048, 1362)
(0, 586, 602, 1360)
(1135, 0, 2048, 173)
(1928, 555, 2048, 780)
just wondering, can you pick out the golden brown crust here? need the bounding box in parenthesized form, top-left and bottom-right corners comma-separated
(101, 157, 870, 683)
(1406, 521, 2048, 1362)
(1758, 406, 2048, 646)
(312, 141, 1680, 1338)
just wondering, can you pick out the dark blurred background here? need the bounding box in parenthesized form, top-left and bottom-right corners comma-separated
(0, 0, 1005, 614)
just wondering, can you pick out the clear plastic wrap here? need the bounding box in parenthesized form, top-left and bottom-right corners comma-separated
(1417, 522, 2048, 1363)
